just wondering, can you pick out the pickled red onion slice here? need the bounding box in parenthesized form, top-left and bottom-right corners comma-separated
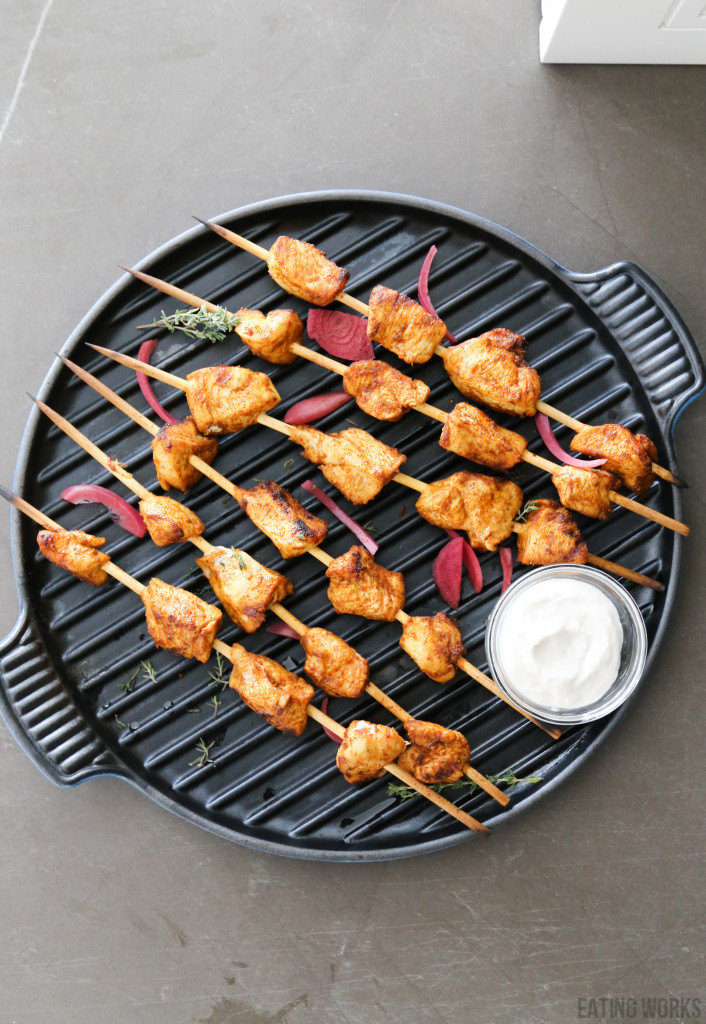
(535, 413, 607, 468)
(499, 547, 514, 593)
(433, 536, 463, 609)
(300, 479, 378, 555)
(284, 391, 352, 424)
(137, 339, 179, 424)
(61, 484, 147, 537)
(418, 246, 458, 344)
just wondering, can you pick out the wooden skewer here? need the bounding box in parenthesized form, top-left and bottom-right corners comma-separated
(86, 342, 688, 544)
(65, 352, 561, 738)
(33, 396, 509, 808)
(118, 267, 687, 537)
(199, 223, 682, 487)
(3, 484, 489, 835)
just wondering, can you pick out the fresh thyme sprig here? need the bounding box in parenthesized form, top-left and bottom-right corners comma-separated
(189, 737, 216, 768)
(387, 769, 543, 801)
(208, 652, 229, 690)
(141, 305, 241, 343)
(515, 501, 540, 523)
(140, 660, 158, 685)
(209, 695, 222, 718)
(118, 666, 140, 694)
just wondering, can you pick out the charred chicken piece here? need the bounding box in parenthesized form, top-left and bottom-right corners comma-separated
(552, 466, 619, 520)
(288, 425, 406, 504)
(325, 545, 406, 621)
(300, 627, 369, 699)
(138, 495, 205, 546)
(367, 285, 447, 364)
(342, 360, 430, 421)
(237, 481, 328, 559)
(196, 546, 293, 633)
(399, 613, 464, 684)
(569, 424, 657, 496)
(397, 719, 471, 784)
(267, 236, 349, 306)
(234, 307, 302, 365)
(37, 529, 110, 586)
(442, 328, 541, 417)
(141, 577, 222, 662)
(184, 366, 280, 435)
(416, 471, 523, 551)
(229, 643, 313, 736)
(151, 416, 219, 493)
(515, 498, 588, 565)
(439, 402, 528, 472)
(335, 719, 406, 784)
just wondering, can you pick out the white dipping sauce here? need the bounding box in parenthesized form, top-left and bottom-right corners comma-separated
(497, 578, 623, 709)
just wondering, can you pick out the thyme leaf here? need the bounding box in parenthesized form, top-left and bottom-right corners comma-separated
(118, 666, 140, 694)
(140, 660, 158, 685)
(209, 695, 222, 718)
(189, 737, 216, 768)
(141, 305, 241, 343)
(515, 501, 540, 523)
(283, 458, 295, 473)
(387, 769, 542, 801)
(208, 652, 229, 690)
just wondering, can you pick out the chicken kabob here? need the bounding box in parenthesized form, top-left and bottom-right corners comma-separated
(61, 353, 561, 738)
(3, 485, 491, 834)
(200, 220, 681, 489)
(32, 397, 508, 808)
(89, 341, 683, 580)
(122, 266, 686, 546)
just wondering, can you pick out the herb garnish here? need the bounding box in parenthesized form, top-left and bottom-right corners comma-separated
(515, 501, 540, 523)
(208, 695, 222, 718)
(283, 458, 295, 473)
(118, 666, 140, 694)
(189, 737, 216, 768)
(140, 660, 158, 685)
(387, 769, 542, 801)
(208, 652, 229, 690)
(141, 305, 241, 343)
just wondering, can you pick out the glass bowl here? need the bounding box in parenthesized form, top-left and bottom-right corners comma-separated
(485, 564, 648, 726)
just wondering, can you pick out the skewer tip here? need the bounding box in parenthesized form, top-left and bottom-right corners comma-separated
(0, 483, 19, 507)
(192, 215, 211, 228)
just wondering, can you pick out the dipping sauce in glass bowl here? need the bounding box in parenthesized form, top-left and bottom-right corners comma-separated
(485, 565, 648, 725)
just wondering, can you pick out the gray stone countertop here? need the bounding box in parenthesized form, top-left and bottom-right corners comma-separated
(0, 2, 703, 1022)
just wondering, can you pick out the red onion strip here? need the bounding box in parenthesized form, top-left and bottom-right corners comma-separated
(445, 528, 483, 594)
(284, 391, 353, 424)
(417, 246, 458, 344)
(307, 309, 374, 361)
(300, 479, 378, 555)
(136, 340, 179, 425)
(499, 547, 514, 593)
(433, 536, 463, 609)
(534, 412, 607, 468)
(266, 621, 301, 640)
(320, 698, 343, 744)
(61, 484, 147, 537)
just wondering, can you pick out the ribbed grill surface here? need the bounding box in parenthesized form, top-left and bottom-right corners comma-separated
(4, 194, 688, 859)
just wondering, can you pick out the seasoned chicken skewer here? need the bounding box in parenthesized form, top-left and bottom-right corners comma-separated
(199, 221, 680, 487)
(119, 267, 686, 537)
(90, 343, 688, 542)
(59, 358, 562, 737)
(33, 396, 508, 805)
(4, 486, 489, 833)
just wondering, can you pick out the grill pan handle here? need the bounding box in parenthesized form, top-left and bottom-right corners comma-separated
(562, 261, 705, 441)
(0, 606, 130, 787)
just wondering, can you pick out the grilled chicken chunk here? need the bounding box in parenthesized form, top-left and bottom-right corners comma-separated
(342, 360, 430, 421)
(141, 577, 222, 662)
(397, 719, 471, 784)
(367, 285, 447, 364)
(325, 545, 406, 621)
(184, 365, 280, 435)
(267, 236, 349, 306)
(229, 643, 313, 736)
(515, 499, 588, 565)
(552, 466, 618, 520)
(399, 613, 464, 683)
(151, 416, 219, 493)
(442, 328, 541, 417)
(235, 307, 302, 365)
(288, 425, 406, 504)
(236, 481, 328, 559)
(439, 402, 528, 472)
(335, 720, 406, 784)
(416, 471, 523, 551)
(570, 424, 657, 496)
(196, 546, 293, 633)
(138, 495, 204, 546)
(300, 627, 369, 699)
(37, 529, 110, 586)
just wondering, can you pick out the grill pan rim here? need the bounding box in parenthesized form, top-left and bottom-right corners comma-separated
(1, 189, 699, 861)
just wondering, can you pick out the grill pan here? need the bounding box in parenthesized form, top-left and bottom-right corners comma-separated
(1, 190, 703, 861)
